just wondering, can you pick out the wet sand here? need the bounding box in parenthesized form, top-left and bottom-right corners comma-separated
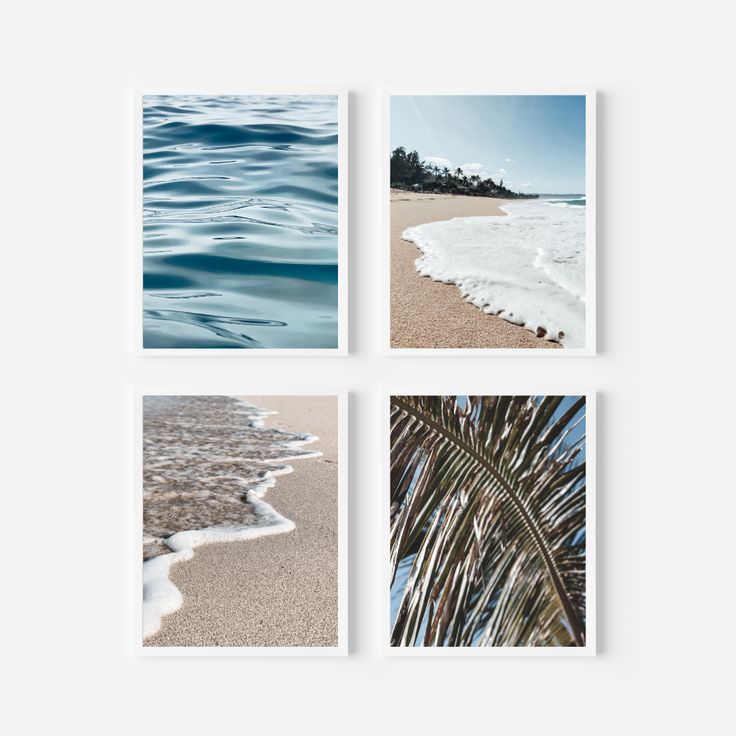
(144, 395, 339, 648)
(390, 191, 560, 349)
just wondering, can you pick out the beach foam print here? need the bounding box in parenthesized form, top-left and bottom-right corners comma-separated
(389, 93, 593, 351)
(142, 395, 322, 641)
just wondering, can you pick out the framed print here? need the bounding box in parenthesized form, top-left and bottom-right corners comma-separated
(384, 392, 595, 655)
(137, 392, 347, 655)
(137, 90, 347, 354)
(383, 91, 596, 354)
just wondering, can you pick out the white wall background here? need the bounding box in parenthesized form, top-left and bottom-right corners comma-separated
(3, 0, 734, 732)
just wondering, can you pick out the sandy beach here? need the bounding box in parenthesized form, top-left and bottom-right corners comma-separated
(144, 395, 339, 648)
(390, 191, 560, 349)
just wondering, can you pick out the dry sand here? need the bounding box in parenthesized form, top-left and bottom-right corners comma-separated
(390, 191, 560, 349)
(145, 395, 339, 648)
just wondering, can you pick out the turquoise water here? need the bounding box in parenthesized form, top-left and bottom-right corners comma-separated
(540, 194, 586, 207)
(550, 198, 586, 207)
(143, 95, 339, 349)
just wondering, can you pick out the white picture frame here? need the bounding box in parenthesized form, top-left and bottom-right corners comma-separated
(381, 89, 596, 356)
(382, 390, 596, 656)
(133, 88, 349, 356)
(134, 390, 349, 656)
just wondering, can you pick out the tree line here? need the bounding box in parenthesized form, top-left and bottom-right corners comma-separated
(390, 146, 538, 199)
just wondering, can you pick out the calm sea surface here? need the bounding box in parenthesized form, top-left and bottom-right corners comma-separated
(143, 95, 339, 348)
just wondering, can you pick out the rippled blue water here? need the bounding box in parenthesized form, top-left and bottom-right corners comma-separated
(143, 95, 339, 349)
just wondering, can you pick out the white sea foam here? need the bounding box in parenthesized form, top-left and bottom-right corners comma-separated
(402, 200, 586, 347)
(233, 398, 278, 428)
(142, 398, 322, 640)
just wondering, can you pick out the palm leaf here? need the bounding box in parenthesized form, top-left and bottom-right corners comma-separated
(390, 395, 587, 647)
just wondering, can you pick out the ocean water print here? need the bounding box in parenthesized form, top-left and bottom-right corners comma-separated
(142, 94, 340, 349)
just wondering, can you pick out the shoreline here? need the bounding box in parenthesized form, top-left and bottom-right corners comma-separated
(390, 191, 561, 349)
(142, 399, 320, 640)
(144, 395, 339, 648)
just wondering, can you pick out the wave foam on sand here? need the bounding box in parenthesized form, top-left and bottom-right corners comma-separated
(402, 200, 586, 347)
(142, 396, 321, 640)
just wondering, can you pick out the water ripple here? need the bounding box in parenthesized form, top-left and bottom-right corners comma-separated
(143, 94, 339, 349)
(144, 309, 287, 348)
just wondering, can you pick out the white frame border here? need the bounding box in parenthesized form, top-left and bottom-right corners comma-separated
(134, 390, 348, 657)
(381, 89, 597, 356)
(382, 390, 596, 657)
(133, 87, 349, 356)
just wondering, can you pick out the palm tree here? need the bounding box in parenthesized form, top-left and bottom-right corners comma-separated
(390, 147, 538, 199)
(390, 395, 587, 648)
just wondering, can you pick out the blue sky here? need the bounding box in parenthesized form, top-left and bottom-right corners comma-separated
(390, 95, 586, 194)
